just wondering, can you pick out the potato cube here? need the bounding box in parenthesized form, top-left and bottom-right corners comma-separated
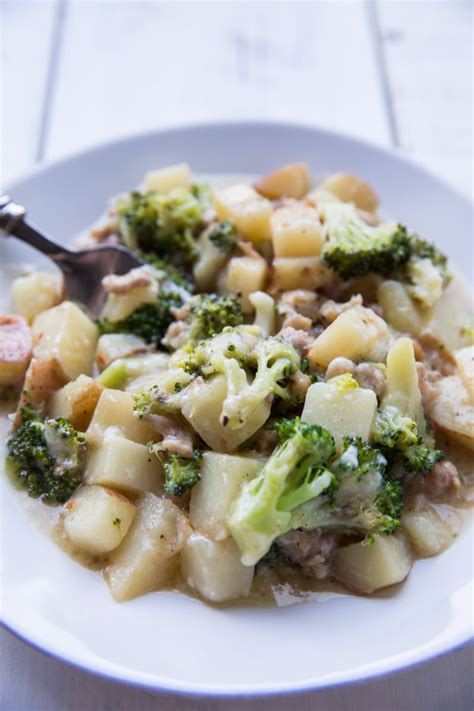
(104, 493, 190, 601)
(271, 202, 323, 257)
(95, 333, 149, 370)
(272, 256, 331, 291)
(0, 315, 32, 386)
(63, 485, 137, 554)
(181, 374, 271, 453)
(86, 389, 156, 445)
(101, 281, 158, 323)
(13, 358, 69, 426)
(143, 163, 191, 193)
(454, 346, 474, 402)
(423, 290, 473, 353)
(190, 452, 265, 540)
(32, 301, 98, 379)
(402, 503, 461, 557)
(181, 533, 254, 602)
(307, 305, 389, 368)
(302, 380, 377, 449)
(11, 272, 63, 324)
(428, 375, 474, 450)
(333, 533, 412, 594)
(319, 173, 379, 213)
(48, 375, 103, 430)
(377, 280, 422, 335)
(221, 256, 268, 313)
(214, 184, 272, 244)
(85, 433, 162, 495)
(254, 163, 311, 200)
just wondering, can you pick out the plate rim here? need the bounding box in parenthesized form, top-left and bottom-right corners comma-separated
(2, 119, 473, 697)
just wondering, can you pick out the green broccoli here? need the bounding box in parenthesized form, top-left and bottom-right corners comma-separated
(117, 187, 204, 265)
(187, 294, 243, 341)
(133, 369, 193, 419)
(7, 410, 86, 504)
(293, 436, 403, 541)
(207, 220, 238, 254)
(403, 236, 450, 308)
(227, 418, 336, 564)
(135, 251, 194, 291)
(161, 449, 203, 497)
(191, 182, 213, 211)
(372, 406, 443, 472)
(321, 202, 411, 279)
(96, 353, 171, 390)
(98, 291, 182, 346)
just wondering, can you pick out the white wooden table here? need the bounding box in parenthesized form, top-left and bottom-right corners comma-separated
(1, 1, 473, 708)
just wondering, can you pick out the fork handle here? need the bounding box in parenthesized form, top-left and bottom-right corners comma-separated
(0, 194, 72, 260)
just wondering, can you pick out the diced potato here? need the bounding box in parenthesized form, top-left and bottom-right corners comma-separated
(302, 380, 377, 449)
(402, 501, 461, 557)
(333, 533, 412, 594)
(101, 281, 158, 323)
(422, 288, 473, 353)
(143, 163, 191, 193)
(63, 485, 137, 554)
(104, 493, 190, 601)
(271, 202, 323, 257)
(11, 272, 63, 324)
(214, 184, 272, 244)
(193, 230, 228, 291)
(319, 173, 379, 213)
(14, 357, 69, 423)
(190, 452, 265, 540)
(377, 281, 422, 335)
(95, 333, 149, 370)
(255, 163, 311, 200)
(181, 533, 254, 602)
(48, 375, 103, 430)
(86, 389, 156, 445)
(454, 346, 474, 401)
(308, 305, 389, 368)
(272, 256, 332, 291)
(85, 432, 162, 495)
(220, 256, 268, 313)
(181, 374, 271, 453)
(0, 315, 32, 386)
(32, 301, 98, 379)
(428, 375, 474, 450)
(383, 337, 425, 432)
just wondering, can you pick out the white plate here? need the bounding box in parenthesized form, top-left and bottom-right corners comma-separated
(1, 121, 473, 697)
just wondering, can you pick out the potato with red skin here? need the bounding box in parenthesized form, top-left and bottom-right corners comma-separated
(0, 315, 32, 387)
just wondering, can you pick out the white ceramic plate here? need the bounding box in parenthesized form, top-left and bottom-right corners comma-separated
(1, 122, 473, 697)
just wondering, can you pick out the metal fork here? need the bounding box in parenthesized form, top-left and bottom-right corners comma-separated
(0, 194, 142, 316)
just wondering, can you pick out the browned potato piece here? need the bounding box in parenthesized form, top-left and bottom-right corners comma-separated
(428, 375, 474, 450)
(272, 256, 332, 291)
(0, 315, 32, 387)
(320, 173, 379, 213)
(255, 163, 311, 200)
(48, 375, 104, 430)
(14, 357, 69, 427)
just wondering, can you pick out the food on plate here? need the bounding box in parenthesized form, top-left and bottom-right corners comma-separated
(2, 162, 473, 605)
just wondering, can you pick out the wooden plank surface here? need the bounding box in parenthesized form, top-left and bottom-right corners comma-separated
(377, 0, 473, 195)
(0, 0, 59, 184)
(44, 0, 391, 161)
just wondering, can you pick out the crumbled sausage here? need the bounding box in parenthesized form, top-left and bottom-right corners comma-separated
(325, 357, 356, 380)
(319, 294, 363, 323)
(277, 530, 337, 580)
(0, 315, 32, 386)
(144, 413, 196, 458)
(354, 362, 386, 399)
(102, 267, 153, 294)
(425, 460, 461, 498)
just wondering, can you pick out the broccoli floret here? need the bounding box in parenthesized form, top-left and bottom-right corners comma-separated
(117, 188, 204, 265)
(293, 437, 403, 540)
(98, 291, 182, 347)
(403, 236, 450, 308)
(227, 418, 336, 564)
(7, 411, 85, 504)
(133, 369, 193, 419)
(135, 251, 194, 291)
(321, 203, 411, 279)
(191, 182, 213, 211)
(187, 294, 243, 341)
(207, 220, 238, 254)
(372, 406, 443, 472)
(161, 449, 203, 497)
